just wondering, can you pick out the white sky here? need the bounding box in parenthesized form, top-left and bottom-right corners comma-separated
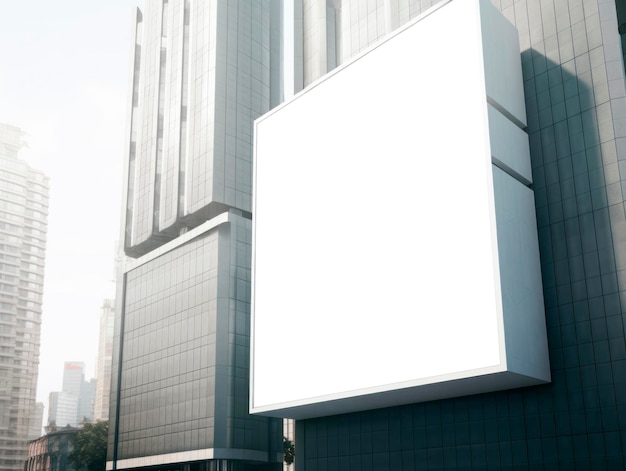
(0, 0, 139, 418)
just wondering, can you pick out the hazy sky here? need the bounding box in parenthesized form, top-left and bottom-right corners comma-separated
(0, 0, 139, 416)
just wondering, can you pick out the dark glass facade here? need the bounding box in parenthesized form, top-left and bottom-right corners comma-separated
(110, 214, 281, 470)
(295, 0, 626, 469)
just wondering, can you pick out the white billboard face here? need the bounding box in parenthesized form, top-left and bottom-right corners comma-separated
(251, 0, 548, 419)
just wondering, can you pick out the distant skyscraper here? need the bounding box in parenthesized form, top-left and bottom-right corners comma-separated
(0, 123, 49, 471)
(48, 391, 77, 429)
(94, 298, 115, 421)
(48, 361, 96, 427)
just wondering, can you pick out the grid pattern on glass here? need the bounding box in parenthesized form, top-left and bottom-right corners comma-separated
(117, 230, 220, 458)
(125, 0, 273, 257)
(113, 214, 279, 463)
(300, 0, 448, 87)
(294, 0, 626, 468)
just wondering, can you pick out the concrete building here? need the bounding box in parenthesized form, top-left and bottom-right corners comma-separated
(94, 299, 115, 421)
(108, 1, 284, 470)
(250, 0, 626, 469)
(0, 123, 49, 471)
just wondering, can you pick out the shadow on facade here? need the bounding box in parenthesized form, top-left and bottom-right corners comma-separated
(294, 46, 626, 469)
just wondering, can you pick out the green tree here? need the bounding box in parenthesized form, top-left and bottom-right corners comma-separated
(283, 436, 295, 466)
(69, 421, 109, 471)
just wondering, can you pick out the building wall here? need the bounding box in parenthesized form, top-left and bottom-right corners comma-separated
(123, 0, 275, 258)
(48, 392, 78, 429)
(0, 123, 48, 471)
(299, 0, 445, 87)
(335, 0, 444, 61)
(294, 0, 626, 468)
(110, 213, 281, 469)
(78, 378, 96, 423)
(61, 362, 84, 397)
(29, 402, 44, 439)
(301, 0, 338, 87)
(283, 419, 295, 471)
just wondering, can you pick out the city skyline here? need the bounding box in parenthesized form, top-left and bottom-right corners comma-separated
(0, 0, 138, 418)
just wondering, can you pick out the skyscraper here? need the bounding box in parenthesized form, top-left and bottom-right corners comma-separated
(250, 0, 626, 469)
(108, 2, 283, 470)
(48, 361, 96, 427)
(61, 361, 85, 397)
(0, 123, 49, 471)
(94, 298, 115, 421)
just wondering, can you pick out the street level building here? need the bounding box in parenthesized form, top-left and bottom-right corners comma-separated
(0, 123, 49, 471)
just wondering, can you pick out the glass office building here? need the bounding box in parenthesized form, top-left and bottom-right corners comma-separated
(108, 1, 283, 470)
(258, 0, 626, 469)
(114, 0, 626, 469)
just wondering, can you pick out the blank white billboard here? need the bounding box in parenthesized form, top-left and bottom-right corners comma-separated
(251, 0, 549, 419)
